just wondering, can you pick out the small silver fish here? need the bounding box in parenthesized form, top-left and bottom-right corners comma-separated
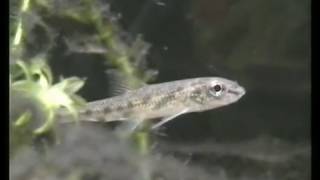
(69, 77, 245, 129)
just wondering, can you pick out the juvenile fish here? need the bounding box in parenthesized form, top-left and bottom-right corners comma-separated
(62, 77, 245, 129)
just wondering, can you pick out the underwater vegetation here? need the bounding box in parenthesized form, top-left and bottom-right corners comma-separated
(10, 125, 310, 180)
(10, 0, 310, 179)
(10, 0, 156, 149)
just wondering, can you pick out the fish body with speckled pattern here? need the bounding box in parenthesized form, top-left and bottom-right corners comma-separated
(69, 77, 245, 128)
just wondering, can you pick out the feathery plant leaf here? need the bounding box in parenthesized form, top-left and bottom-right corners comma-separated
(14, 111, 32, 127)
(11, 59, 86, 134)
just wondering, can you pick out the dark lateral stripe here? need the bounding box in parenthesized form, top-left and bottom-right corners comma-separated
(142, 96, 152, 105)
(115, 105, 126, 111)
(176, 86, 184, 92)
(97, 115, 106, 122)
(151, 87, 187, 109)
(103, 107, 112, 113)
(152, 94, 176, 109)
(127, 101, 135, 108)
(125, 99, 144, 109)
(83, 109, 93, 116)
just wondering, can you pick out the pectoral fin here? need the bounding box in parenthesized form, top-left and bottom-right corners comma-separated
(152, 109, 189, 130)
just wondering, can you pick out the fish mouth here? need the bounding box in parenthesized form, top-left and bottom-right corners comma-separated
(228, 86, 246, 98)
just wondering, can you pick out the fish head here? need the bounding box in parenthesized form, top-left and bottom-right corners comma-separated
(192, 77, 246, 111)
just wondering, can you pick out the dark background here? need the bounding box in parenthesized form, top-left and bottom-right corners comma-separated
(74, 0, 310, 143)
(10, 0, 311, 179)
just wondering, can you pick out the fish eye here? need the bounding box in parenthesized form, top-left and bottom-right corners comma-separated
(209, 84, 224, 97)
(213, 84, 222, 92)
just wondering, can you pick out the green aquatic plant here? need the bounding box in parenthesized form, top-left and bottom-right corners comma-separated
(60, 0, 156, 88)
(10, 59, 86, 155)
(38, 0, 157, 156)
(11, 59, 86, 134)
(10, 3, 157, 180)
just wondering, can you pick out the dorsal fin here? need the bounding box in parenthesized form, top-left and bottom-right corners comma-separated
(105, 69, 146, 96)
